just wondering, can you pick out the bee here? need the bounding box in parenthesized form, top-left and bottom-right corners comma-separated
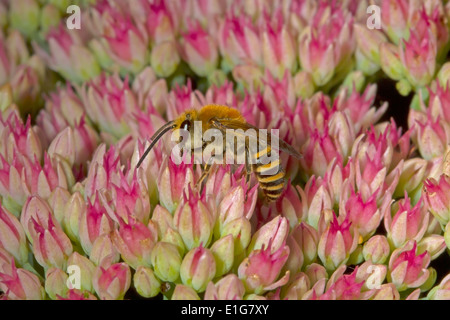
(136, 105, 302, 202)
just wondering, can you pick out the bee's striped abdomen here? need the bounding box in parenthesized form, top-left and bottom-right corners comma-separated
(252, 146, 286, 202)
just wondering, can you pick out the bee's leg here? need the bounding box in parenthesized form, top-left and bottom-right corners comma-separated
(195, 158, 214, 191)
(244, 146, 255, 202)
(245, 146, 253, 185)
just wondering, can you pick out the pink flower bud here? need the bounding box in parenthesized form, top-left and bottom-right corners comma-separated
(37, 85, 86, 144)
(320, 268, 365, 300)
(203, 78, 236, 105)
(372, 283, 400, 300)
(336, 84, 387, 133)
(44, 267, 68, 300)
(380, 0, 409, 43)
(166, 79, 202, 120)
(180, 21, 219, 77)
(293, 70, 315, 99)
(423, 174, 450, 225)
(17, 153, 74, 201)
(174, 188, 213, 250)
(305, 263, 328, 286)
(238, 241, 290, 294)
(394, 158, 429, 197)
(388, 240, 431, 291)
(418, 235, 446, 261)
(283, 233, 304, 277)
(218, 13, 262, 71)
(354, 24, 387, 66)
(204, 274, 245, 300)
(301, 127, 342, 177)
(283, 272, 310, 300)
(91, 2, 148, 73)
(150, 242, 182, 282)
(150, 40, 180, 77)
(342, 189, 383, 240)
(0, 260, 45, 300)
(380, 42, 404, 81)
(80, 73, 139, 140)
(180, 246, 216, 293)
(109, 172, 151, 225)
(29, 214, 73, 270)
(133, 266, 161, 298)
(9, 0, 40, 38)
(328, 111, 356, 160)
(93, 262, 131, 300)
(297, 177, 332, 229)
(35, 25, 101, 83)
(274, 183, 304, 227)
(20, 195, 54, 241)
(158, 157, 195, 213)
(247, 216, 289, 254)
(48, 120, 99, 168)
(84, 145, 122, 199)
(363, 235, 390, 264)
(427, 83, 450, 123)
(415, 112, 450, 160)
(427, 273, 450, 300)
(262, 71, 296, 111)
(261, 11, 297, 79)
(67, 252, 96, 293)
(171, 284, 200, 300)
(62, 191, 84, 243)
(291, 222, 319, 267)
(46, 187, 70, 226)
(0, 248, 14, 276)
(140, 0, 176, 45)
(112, 218, 157, 269)
(385, 195, 429, 248)
(399, 30, 437, 88)
(161, 227, 186, 256)
(210, 235, 234, 277)
(0, 205, 28, 265)
(40, 4, 61, 35)
(89, 234, 120, 266)
(0, 113, 42, 164)
(232, 64, 264, 92)
(323, 158, 350, 206)
(318, 215, 358, 271)
(132, 67, 168, 114)
(0, 30, 30, 86)
(299, 5, 354, 86)
(79, 195, 115, 255)
(221, 217, 252, 256)
(151, 205, 174, 239)
(9, 62, 43, 111)
(203, 164, 232, 206)
(216, 177, 257, 225)
(57, 289, 97, 300)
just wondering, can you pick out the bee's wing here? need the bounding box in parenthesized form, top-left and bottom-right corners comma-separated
(210, 118, 302, 160)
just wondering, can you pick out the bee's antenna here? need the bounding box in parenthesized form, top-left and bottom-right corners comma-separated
(136, 121, 176, 168)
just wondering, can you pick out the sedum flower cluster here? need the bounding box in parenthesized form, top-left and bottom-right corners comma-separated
(0, 0, 449, 300)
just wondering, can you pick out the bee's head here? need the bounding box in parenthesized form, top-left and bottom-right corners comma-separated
(174, 110, 198, 133)
(180, 118, 191, 132)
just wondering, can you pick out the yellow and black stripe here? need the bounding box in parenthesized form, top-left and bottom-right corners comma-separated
(252, 146, 286, 202)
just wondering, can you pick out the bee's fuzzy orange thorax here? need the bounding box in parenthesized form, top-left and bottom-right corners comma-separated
(174, 105, 245, 130)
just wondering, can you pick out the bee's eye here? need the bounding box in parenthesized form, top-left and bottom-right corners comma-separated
(180, 120, 191, 131)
